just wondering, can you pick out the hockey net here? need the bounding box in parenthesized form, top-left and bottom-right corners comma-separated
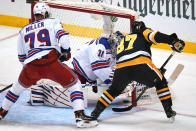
(31, 0, 160, 107)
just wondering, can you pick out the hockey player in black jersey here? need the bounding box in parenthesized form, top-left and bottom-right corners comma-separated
(90, 21, 185, 121)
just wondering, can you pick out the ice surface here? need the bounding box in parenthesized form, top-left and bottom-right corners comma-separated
(0, 25, 196, 131)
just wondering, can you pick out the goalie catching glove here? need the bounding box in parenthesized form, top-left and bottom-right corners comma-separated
(169, 33, 185, 53)
(59, 47, 71, 62)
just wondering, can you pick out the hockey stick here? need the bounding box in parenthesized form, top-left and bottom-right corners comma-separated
(82, 83, 110, 87)
(0, 84, 12, 93)
(112, 51, 176, 112)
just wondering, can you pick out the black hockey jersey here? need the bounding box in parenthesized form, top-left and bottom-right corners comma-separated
(116, 29, 171, 69)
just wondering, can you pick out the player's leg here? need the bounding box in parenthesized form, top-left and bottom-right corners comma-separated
(0, 51, 58, 120)
(67, 79, 97, 127)
(138, 63, 176, 120)
(48, 60, 98, 127)
(0, 63, 38, 120)
(0, 81, 27, 120)
(91, 67, 131, 119)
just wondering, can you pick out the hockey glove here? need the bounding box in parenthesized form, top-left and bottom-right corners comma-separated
(131, 21, 147, 34)
(90, 81, 98, 93)
(169, 33, 185, 53)
(59, 47, 71, 62)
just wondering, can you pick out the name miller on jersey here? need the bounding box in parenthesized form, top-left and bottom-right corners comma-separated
(26, 21, 44, 33)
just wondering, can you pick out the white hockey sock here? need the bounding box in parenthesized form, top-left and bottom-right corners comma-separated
(68, 80, 85, 111)
(2, 81, 26, 110)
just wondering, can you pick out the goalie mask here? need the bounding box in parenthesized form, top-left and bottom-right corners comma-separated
(108, 31, 124, 58)
(33, 2, 50, 18)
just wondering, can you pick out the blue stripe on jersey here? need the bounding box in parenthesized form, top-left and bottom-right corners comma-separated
(18, 54, 26, 62)
(56, 30, 69, 41)
(58, 32, 69, 40)
(91, 60, 107, 65)
(26, 48, 53, 59)
(92, 65, 110, 71)
(91, 60, 109, 71)
(72, 58, 93, 82)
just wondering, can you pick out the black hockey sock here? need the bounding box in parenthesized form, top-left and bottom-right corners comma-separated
(91, 90, 114, 119)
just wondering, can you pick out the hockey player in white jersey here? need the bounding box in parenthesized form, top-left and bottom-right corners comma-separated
(71, 33, 119, 88)
(0, 2, 98, 128)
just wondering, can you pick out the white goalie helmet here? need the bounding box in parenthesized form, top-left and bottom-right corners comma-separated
(33, 2, 50, 18)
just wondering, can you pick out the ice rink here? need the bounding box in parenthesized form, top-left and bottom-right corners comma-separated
(0, 25, 196, 131)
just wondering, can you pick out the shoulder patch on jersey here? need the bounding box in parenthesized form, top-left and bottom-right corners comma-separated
(97, 37, 110, 50)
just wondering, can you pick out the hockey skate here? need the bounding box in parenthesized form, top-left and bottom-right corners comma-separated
(91, 101, 106, 120)
(0, 107, 8, 120)
(165, 107, 176, 123)
(74, 110, 98, 128)
(91, 108, 102, 120)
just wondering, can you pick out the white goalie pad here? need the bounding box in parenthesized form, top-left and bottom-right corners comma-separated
(30, 85, 72, 107)
(30, 79, 88, 108)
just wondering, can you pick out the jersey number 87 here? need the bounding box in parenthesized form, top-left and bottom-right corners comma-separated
(117, 34, 137, 54)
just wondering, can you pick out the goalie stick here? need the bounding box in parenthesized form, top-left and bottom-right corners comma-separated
(112, 51, 183, 112)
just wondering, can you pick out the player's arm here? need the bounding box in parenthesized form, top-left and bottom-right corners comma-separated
(132, 21, 185, 53)
(142, 28, 185, 53)
(17, 32, 26, 66)
(89, 40, 113, 84)
(54, 20, 71, 61)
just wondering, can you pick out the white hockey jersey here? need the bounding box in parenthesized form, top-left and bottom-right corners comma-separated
(17, 18, 70, 65)
(72, 37, 115, 84)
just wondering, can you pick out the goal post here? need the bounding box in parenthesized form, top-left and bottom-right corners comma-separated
(31, 1, 138, 37)
(30, 0, 142, 107)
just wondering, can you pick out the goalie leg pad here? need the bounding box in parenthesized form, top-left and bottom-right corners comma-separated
(30, 85, 45, 105)
(30, 84, 73, 107)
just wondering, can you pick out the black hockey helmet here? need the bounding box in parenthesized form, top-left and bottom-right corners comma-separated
(131, 21, 146, 34)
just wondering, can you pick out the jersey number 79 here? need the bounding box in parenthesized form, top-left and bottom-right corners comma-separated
(24, 29, 51, 49)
